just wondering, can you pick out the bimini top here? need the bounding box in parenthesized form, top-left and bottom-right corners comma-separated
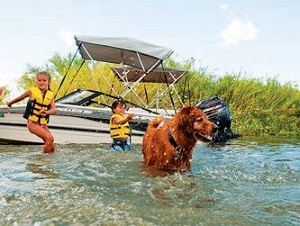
(111, 66, 187, 84)
(75, 35, 174, 72)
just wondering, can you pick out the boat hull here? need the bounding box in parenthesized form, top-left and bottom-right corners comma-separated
(0, 113, 144, 145)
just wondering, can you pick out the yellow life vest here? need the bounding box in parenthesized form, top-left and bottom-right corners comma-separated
(110, 114, 131, 139)
(23, 87, 54, 125)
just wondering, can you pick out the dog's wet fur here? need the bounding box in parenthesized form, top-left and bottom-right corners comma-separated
(142, 106, 216, 171)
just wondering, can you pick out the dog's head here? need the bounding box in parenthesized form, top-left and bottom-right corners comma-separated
(174, 106, 216, 142)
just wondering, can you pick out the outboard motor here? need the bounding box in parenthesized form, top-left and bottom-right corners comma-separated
(195, 96, 240, 143)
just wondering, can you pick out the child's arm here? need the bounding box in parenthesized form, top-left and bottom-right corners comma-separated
(7, 90, 31, 107)
(40, 99, 57, 116)
(112, 113, 134, 125)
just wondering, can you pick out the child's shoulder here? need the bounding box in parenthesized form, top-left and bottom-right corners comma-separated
(112, 113, 123, 117)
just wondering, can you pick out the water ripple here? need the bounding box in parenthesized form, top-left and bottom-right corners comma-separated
(0, 137, 299, 225)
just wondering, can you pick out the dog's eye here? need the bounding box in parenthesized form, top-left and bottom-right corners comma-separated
(195, 117, 203, 122)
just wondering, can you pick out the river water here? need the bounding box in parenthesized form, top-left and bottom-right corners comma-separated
(0, 136, 299, 225)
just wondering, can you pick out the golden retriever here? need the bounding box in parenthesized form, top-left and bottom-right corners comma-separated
(142, 106, 216, 171)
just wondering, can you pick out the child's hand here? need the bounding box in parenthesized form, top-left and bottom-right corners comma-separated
(39, 109, 47, 116)
(7, 101, 12, 108)
(127, 113, 134, 120)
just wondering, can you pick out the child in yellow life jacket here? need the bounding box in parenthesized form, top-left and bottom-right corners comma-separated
(110, 100, 134, 151)
(7, 71, 56, 153)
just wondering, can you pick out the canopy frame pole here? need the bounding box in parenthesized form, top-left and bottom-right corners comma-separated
(136, 52, 145, 71)
(95, 62, 119, 96)
(80, 44, 101, 91)
(74, 36, 177, 113)
(62, 59, 85, 97)
(120, 58, 162, 98)
(146, 70, 186, 109)
(83, 62, 108, 105)
(112, 67, 147, 107)
(81, 43, 120, 98)
(54, 47, 80, 99)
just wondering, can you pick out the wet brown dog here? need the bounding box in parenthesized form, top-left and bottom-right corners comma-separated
(142, 106, 216, 171)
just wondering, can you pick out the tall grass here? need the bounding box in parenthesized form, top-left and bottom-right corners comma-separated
(176, 69, 300, 137)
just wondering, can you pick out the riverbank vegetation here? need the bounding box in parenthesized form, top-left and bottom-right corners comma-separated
(1, 53, 299, 137)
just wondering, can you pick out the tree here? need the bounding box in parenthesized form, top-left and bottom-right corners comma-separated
(17, 52, 84, 95)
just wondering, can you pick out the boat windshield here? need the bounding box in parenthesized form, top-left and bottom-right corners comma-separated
(56, 90, 98, 105)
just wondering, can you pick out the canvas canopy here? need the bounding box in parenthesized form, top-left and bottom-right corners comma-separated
(75, 35, 174, 72)
(56, 35, 179, 110)
(111, 65, 186, 109)
(111, 66, 187, 84)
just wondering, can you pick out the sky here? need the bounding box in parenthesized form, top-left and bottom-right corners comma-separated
(0, 0, 299, 96)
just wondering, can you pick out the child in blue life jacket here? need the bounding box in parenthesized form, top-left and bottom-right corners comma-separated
(110, 99, 134, 151)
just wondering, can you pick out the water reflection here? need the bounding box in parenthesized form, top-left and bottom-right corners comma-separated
(26, 154, 58, 179)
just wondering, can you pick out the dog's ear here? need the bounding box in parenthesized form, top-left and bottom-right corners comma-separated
(177, 106, 197, 134)
(179, 106, 195, 117)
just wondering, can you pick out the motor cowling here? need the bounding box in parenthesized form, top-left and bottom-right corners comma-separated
(195, 96, 240, 143)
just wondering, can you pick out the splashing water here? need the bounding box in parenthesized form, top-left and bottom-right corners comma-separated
(0, 137, 299, 225)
